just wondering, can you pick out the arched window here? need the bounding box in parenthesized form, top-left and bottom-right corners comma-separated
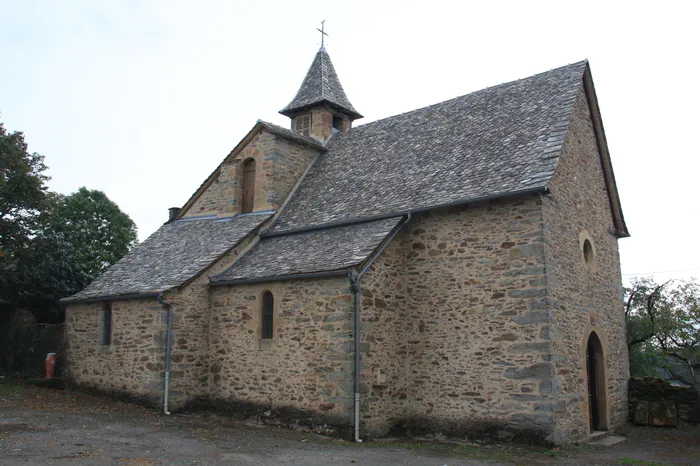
(241, 158, 256, 214)
(261, 291, 274, 339)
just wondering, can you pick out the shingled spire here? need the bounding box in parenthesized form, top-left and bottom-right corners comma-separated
(280, 47, 362, 143)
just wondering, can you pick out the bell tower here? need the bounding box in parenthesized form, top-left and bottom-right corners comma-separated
(280, 46, 362, 144)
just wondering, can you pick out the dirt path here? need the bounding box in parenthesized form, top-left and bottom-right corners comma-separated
(1, 383, 698, 465)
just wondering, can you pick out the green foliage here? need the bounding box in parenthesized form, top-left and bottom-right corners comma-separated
(625, 278, 700, 385)
(0, 117, 138, 322)
(0, 121, 50, 310)
(0, 121, 50, 253)
(20, 188, 138, 320)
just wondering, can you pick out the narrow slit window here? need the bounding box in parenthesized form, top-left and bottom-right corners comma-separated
(241, 158, 256, 214)
(261, 291, 274, 339)
(100, 303, 112, 345)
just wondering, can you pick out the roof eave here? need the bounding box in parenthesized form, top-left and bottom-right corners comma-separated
(59, 290, 164, 306)
(279, 99, 364, 120)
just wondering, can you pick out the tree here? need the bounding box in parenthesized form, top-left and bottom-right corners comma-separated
(0, 120, 50, 311)
(20, 188, 138, 320)
(626, 278, 700, 385)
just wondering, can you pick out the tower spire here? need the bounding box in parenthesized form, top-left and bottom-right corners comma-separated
(279, 47, 362, 121)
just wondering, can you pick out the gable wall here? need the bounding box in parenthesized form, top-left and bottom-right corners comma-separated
(207, 277, 355, 434)
(398, 199, 555, 442)
(181, 130, 319, 218)
(542, 84, 628, 443)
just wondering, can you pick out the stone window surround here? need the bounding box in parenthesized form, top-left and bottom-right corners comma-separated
(258, 289, 276, 349)
(241, 157, 256, 214)
(98, 302, 113, 347)
(579, 230, 597, 273)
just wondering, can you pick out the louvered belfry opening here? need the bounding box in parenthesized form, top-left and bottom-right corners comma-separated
(295, 114, 311, 136)
(241, 158, 256, 214)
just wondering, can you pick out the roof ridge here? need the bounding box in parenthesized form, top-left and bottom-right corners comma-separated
(343, 60, 588, 135)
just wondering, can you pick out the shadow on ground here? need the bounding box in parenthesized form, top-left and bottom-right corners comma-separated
(1, 382, 698, 465)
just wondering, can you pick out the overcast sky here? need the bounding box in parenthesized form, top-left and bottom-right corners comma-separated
(1, 1, 698, 284)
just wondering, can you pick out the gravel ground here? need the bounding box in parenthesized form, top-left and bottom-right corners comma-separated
(1, 382, 698, 465)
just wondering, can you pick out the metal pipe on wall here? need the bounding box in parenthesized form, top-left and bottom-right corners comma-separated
(156, 293, 174, 416)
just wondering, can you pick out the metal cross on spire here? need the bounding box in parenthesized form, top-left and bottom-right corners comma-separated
(317, 20, 328, 48)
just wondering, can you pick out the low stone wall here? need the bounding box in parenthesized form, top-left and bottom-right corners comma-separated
(629, 377, 700, 426)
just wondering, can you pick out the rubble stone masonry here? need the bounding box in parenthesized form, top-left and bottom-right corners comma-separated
(542, 84, 628, 443)
(397, 198, 553, 442)
(207, 277, 355, 434)
(182, 129, 319, 218)
(63, 219, 269, 408)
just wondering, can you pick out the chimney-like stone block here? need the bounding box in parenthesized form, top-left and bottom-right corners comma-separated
(168, 207, 181, 222)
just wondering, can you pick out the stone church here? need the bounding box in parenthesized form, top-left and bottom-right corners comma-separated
(62, 47, 630, 445)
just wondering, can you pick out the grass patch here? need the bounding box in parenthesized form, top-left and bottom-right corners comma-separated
(329, 438, 564, 462)
(0, 382, 25, 396)
(617, 458, 663, 466)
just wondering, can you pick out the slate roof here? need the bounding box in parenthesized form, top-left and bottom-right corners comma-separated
(279, 47, 363, 120)
(62, 213, 271, 302)
(212, 217, 402, 283)
(270, 61, 587, 233)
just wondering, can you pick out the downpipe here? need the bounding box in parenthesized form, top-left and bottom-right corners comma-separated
(157, 293, 174, 416)
(349, 272, 363, 443)
(349, 213, 410, 444)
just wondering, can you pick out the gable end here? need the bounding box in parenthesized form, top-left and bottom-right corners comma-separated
(581, 64, 629, 238)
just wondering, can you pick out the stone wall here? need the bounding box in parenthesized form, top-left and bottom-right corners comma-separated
(629, 378, 700, 426)
(63, 298, 166, 405)
(357, 238, 409, 436)
(162, 226, 266, 406)
(207, 277, 355, 435)
(63, 218, 269, 408)
(182, 129, 319, 218)
(393, 198, 554, 443)
(542, 84, 629, 443)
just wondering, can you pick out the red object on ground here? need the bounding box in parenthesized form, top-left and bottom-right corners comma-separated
(45, 353, 57, 378)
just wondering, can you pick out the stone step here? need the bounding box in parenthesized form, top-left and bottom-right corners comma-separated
(589, 434, 626, 446)
(589, 430, 609, 441)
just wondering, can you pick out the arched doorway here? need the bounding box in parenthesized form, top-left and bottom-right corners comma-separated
(586, 332, 608, 432)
